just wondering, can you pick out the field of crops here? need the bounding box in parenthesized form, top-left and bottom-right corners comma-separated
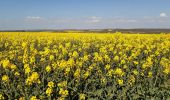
(0, 32, 170, 100)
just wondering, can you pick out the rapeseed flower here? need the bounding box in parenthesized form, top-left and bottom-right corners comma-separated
(2, 75, 9, 82)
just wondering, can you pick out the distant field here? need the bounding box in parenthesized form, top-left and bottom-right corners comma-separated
(0, 32, 170, 99)
(1, 29, 170, 34)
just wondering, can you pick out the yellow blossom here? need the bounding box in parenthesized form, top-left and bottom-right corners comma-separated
(121, 59, 126, 64)
(82, 55, 89, 62)
(19, 97, 25, 100)
(59, 88, 69, 97)
(2, 59, 10, 69)
(14, 72, 20, 76)
(64, 67, 70, 75)
(72, 51, 79, 58)
(74, 68, 81, 78)
(45, 65, 51, 72)
(148, 71, 153, 77)
(114, 56, 119, 61)
(117, 79, 123, 85)
(128, 75, 135, 85)
(114, 68, 124, 76)
(58, 81, 67, 88)
(10, 64, 17, 71)
(107, 69, 114, 77)
(48, 81, 54, 88)
(79, 93, 86, 100)
(163, 68, 169, 75)
(30, 96, 38, 100)
(83, 71, 90, 79)
(46, 87, 53, 96)
(0, 94, 4, 100)
(2, 75, 9, 82)
(133, 61, 139, 65)
(26, 72, 40, 85)
(49, 55, 54, 61)
(22, 42, 27, 48)
(105, 64, 111, 70)
(132, 70, 139, 75)
(24, 64, 31, 74)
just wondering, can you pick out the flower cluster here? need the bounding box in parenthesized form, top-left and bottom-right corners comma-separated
(0, 32, 170, 99)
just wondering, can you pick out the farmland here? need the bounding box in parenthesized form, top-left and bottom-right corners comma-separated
(0, 32, 170, 100)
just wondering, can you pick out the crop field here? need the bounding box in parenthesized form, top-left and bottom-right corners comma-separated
(0, 32, 170, 100)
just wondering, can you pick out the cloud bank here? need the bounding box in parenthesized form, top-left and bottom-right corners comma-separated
(0, 13, 170, 30)
(160, 12, 168, 17)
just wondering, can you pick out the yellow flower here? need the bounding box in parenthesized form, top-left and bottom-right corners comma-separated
(58, 60, 67, 69)
(64, 67, 70, 75)
(25, 67, 31, 74)
(74, 68, 80, 78)
(22, 42, 27, 48)
(48, 81, 54, 88)
(58, 81, 67, 88)
(141, 72, 144, 76)
(58, 97, 65, 100)
(105, 64, 110, 70)
(128, 75, 135, 85)
(49, 55, 54, 61)
(104, 54, 111, 63)
(10, 64, 17, 71)
(44, 48, 50, 55)
(19, 97, 25, 100)
(101, 77, 106, 84)
(82, 55, 89, 62)
(40, 57, 45, 62)
(72, 51, 79, 58)
(114, 56, 119, 61)
(2, 59, 10, 69)
(133, 61, 139, 65)
(107, 69, 114, 77)
(79, 93, 86, 100)
(142, 57, 153, 69)
(45, 65, 51, 72)
(2, 75, 9, 82)
(30, 56, 35, 64)
(26, 72, 40, 85)
(120, 59, 126, 65)
(132, 70, 139, 75)
(148, 71, 153, 77)
(163, 68, 169, 75)
(117, 79, 123, 85)
(30, 96, 38, 100)
(65, 42, 71, 48)
(46, 87, 53, 96)
(24, 64, 31, 74)
(67, 58, 75, 67)
(14, 72, 20, 76)
(0, 94, 5, 100)
(93, 52, 102, 62)
(123, 65, 127, 69)
(114, 68, 124, 76)
(77, 61, 83, 67)
(83, 71, 90, 79)
(59, 88, 69, 97)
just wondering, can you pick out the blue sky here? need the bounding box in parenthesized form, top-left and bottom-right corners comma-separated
(0, 0, 170, 30)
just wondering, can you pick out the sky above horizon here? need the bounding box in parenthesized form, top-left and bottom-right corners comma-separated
(0, 0, 170, 30)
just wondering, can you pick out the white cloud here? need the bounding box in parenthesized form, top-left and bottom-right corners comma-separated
(90, 16, 101, 19)
(24, 16, 44, 23)
(91, 19, 100, 23)
(87, 16, 101, 23)
(26, 16, 42, 19)
(160, 12, 168, 17)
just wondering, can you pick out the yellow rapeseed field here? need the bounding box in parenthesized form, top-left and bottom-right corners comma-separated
(0, 32, 170, 99)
